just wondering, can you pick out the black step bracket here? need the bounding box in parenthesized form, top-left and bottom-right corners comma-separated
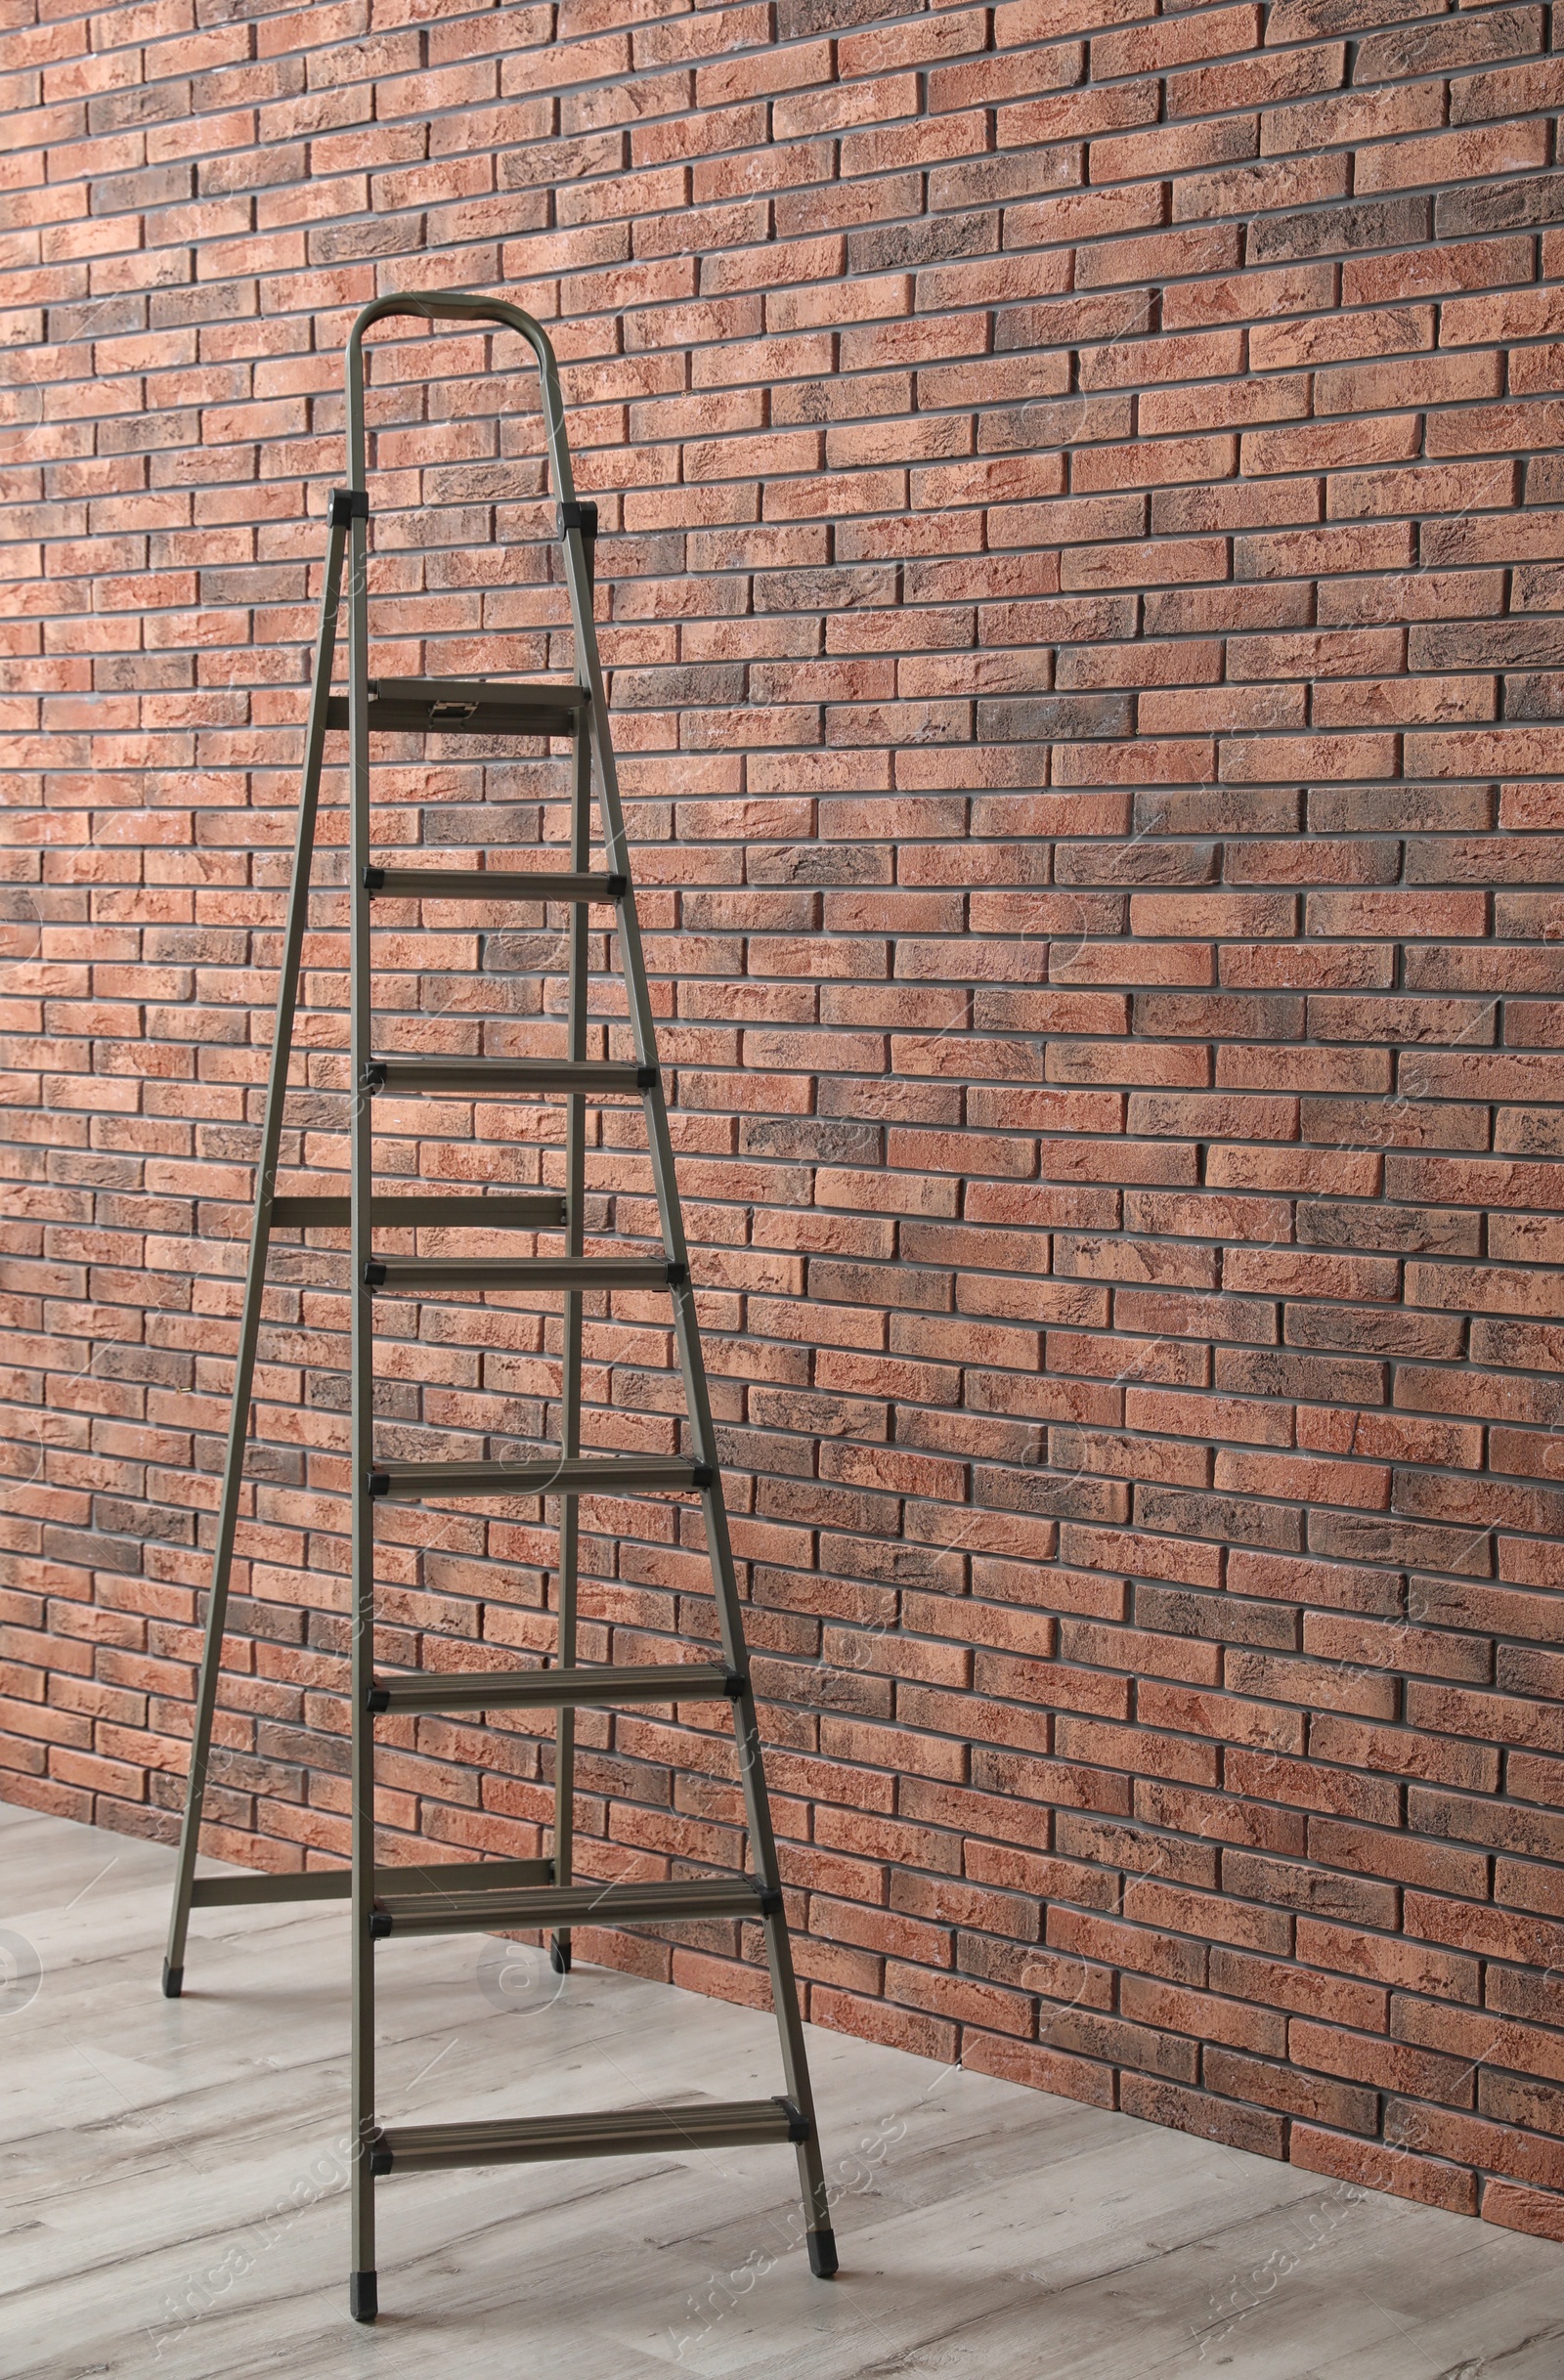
(330, 487, 369, 525)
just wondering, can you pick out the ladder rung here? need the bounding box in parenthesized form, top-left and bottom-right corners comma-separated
(364, 867, 627, 903)
(364, 1059, 655, 1098)
(326, 676, 590, 737)
(363, 1256, 682, 1292)
(369, 1662, 742, 1714)
(270, 1193, 566, 1231)
(188, 1856, 552, 1909)
(373, 2097, 806, 2176)
(367, 1455, 712, 1500)
(371, 1874, 774, 1939)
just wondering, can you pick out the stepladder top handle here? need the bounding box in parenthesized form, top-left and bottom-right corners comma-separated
(349, 288, 556, 339)
(345, 290, 577, 510)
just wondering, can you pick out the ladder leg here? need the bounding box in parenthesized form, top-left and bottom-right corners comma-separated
(564, 597, 837, 2275)
(702, 1436, 835, 2271)
(162, 512, 348, 1998)
(551, 718, 592, 1974)
(344, 424, 378, 2317)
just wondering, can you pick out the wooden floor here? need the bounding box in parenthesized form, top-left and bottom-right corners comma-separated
(3, 1801, 1562, 2378)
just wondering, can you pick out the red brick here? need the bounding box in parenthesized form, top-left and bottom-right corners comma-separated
(1291, 2124, 1478, 2215)
(1120, 2072, 1286, 2159)
(1483, 2178, 1564, 2243)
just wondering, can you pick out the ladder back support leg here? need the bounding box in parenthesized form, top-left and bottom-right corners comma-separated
(162, 292, 838, 2322)
(162, 507, 351, 2000)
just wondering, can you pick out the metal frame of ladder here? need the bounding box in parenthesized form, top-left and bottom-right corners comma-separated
(161, 290, 837, 2322)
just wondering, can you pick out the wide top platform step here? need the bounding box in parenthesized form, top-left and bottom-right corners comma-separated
(326, 674, 588, 737)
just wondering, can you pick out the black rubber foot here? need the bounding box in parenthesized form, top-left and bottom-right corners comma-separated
(349, 2271, 378, 2323)
(161, 1959, 183, 1999)
(807, 2228, 838, 2279)
(550, 1933, 571, 1973)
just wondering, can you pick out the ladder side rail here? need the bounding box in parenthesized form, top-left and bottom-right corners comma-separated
(344, 355, 379, 2317)
(552, 719, 592, 1970)
(162, 509, 350, 1997)
(559, 507, 837, 2266)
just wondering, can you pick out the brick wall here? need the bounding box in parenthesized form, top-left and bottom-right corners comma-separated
(6, 0, 1564, 2248)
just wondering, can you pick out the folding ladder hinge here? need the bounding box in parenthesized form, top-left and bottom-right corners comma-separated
(559, 499, 598, 591)
(330, 487, 369, 525)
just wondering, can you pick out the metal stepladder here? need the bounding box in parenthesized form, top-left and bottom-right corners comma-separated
(161, 291, 837, 2322)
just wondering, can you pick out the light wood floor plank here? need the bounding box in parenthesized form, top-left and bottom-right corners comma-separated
(2, 1802, 1560, 2377)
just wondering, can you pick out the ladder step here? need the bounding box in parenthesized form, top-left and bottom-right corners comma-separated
(271, 1193, 566, 1231)
(367, 1454, 712, 1500)
(189, 1856, 552, 1909)
(371, 1874, 774, 1939)
(364, 1059, 655, 1098)
(373, 2097, 806, 2176)
(363, 1256, 682, 1293)
(369, 1661, 742, 1714)
(364, 866, 626, 903)
(326, 676, 589, 738)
